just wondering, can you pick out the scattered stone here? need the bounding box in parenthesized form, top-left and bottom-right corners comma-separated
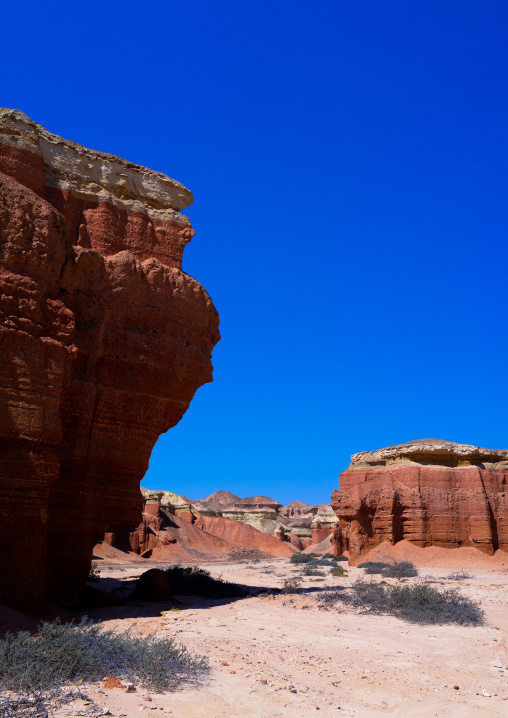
(103, 676, 124, 690)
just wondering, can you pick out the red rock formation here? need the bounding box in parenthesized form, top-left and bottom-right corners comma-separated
(192, 490, 241, 516)
(278, 501, 313, 520)
(104, 490, 295, 559)
(192, 514, 294, 556)
(331, 439, 508, 564)
(0, 109, 219, 610)
(103, 504, 294, 561)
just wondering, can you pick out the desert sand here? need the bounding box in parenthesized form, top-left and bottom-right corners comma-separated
(51, 546, 508, 718)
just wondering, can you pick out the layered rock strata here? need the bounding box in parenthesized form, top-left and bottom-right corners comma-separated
(136, 489, 337, 550)
(331, 439, 508, 564)
(103, 493, 294, 560)
(0, 108, 219, 610)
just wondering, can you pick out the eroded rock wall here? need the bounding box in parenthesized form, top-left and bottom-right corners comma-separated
(331, 440, 508, 564)
(0, 109, 219, 609)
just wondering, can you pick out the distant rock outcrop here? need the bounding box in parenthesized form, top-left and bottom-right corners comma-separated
(102, 491, 294, 560)
(192, 490, 242, 516)
(331, 439, 508, 564)
(0, 109, 219, 610)
(126, 488, 337, 553)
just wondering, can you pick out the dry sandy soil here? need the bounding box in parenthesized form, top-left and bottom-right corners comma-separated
(49, 546, 508, 718)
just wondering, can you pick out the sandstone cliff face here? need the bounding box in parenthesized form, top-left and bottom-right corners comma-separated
(331, 440, 508, 564)
(0, 109, 219, 610)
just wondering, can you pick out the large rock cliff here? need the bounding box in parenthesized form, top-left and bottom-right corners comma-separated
(0, 109, 219, 610)
(331, 439, 508, 564)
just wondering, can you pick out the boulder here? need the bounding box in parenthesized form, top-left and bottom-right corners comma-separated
(331, 439, 508, 564)
(0, 109, 219, 610)
(130, 569, 174, 602)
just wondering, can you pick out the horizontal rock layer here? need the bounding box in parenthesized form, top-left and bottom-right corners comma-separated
(103, 506, 294, 561)
(138, 488, 337, 552)
(0, 109, 219, 610)
(332, 440, 508, 564)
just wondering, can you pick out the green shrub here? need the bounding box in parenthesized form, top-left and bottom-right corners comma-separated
(289, 553, 317, 564)
(382, 561, 418, 578)
(0, 619, 209, 699)
(318, 580, 484, 625)
(329, 566, 348, 577)
(164, 566, 248, 598)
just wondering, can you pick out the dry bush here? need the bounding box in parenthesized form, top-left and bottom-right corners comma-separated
(382, 561, 418, 578)
(0, 619, 209, 717)
(446, 571, 472, 581)
(317, 580, 484, 625)
(329, 566, 348, 577)
(302, 564, 325, 576)
(281, 578, 302, 594)
(289, 553, 318, 564)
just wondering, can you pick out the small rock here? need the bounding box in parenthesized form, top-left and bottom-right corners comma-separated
(103, 676, 124, 690)
(453, 685, 459, 690)
(143, 697, 152, 702)
(221, 661, 229, 666)
(482, 690, 491, 697)
(124, 683, 137, 693)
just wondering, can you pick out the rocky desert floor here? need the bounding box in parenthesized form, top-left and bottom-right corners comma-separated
(50, 550, 508, 718)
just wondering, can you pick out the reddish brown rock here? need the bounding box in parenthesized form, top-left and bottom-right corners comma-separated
(192, 490, 242, 516)
(130, 568, 175, 603)
(192, 514, 294, 556)
(103, 491, 294, 560)
(0, 109, 219, 610)
(278, 501, 314, 520)
(331, 439, 508, 564)
(103, 505, 294, 562)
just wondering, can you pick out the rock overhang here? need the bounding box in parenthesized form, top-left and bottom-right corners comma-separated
(0, 110, 219, 610)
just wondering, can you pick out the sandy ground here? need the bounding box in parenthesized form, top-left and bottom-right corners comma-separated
(47, 551, 508, 718)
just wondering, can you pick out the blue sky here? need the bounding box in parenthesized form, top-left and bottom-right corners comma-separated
(2, 1, 507, 505)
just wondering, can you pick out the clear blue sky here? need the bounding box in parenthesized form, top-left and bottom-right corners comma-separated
(2, 2, 507, 505)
